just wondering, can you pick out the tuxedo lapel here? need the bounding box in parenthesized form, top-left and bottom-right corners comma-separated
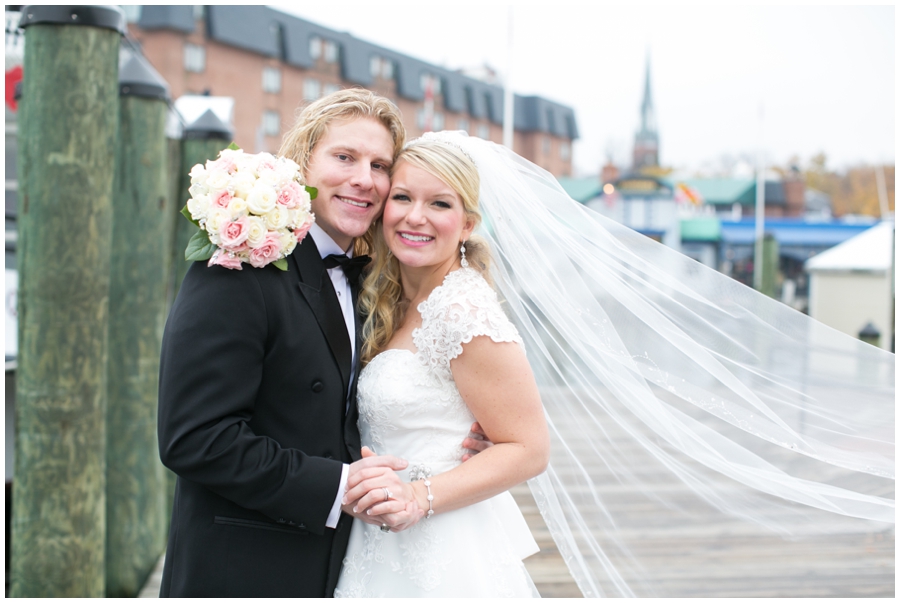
(292, 238, 352, 397)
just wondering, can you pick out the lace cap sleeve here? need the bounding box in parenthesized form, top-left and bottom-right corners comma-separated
(413, 268, 523, 378)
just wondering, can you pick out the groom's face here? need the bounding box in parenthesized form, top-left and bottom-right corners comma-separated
(306, 117, 394, 251)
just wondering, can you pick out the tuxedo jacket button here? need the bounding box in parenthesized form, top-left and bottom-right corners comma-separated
(311, 380, 324, 393)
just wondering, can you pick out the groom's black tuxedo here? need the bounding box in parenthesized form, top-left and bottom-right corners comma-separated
(157, 236, 363, 597)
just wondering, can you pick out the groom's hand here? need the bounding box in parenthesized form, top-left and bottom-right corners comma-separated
(342, 447, 424, 531)
(461, 421, 494, 462)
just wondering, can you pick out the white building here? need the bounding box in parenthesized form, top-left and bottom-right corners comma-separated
(806, 221, 894, 351)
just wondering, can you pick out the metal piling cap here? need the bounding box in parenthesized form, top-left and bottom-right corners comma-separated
(19, 5, 126, 33)
(183, 109, 234, 141)
(119, 50, 170, 101)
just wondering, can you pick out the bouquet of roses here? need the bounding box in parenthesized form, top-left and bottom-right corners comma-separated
(181, 144, 316, 271)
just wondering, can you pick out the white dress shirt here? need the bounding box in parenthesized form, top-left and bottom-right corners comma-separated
(309, 224, 354, 529)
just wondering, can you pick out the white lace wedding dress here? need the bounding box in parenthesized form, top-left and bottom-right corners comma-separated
(334, 268, 541, 598)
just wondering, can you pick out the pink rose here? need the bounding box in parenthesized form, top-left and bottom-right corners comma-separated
(219, 216, 250, 251)
(209, 155, 236, 173)
(277, 181, 303, 209)
(293, 217, 313, 243)
(257, 155, 276, 172)
(212, 189, 233, 209)
(248, 232, 283, 268)
(208, 249, 243, 270)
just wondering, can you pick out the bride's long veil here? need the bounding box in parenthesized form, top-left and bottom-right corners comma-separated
(427, 131, 894, 596)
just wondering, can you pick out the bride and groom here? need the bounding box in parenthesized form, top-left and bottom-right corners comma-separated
(158, 88, 895, 597)
(157, 88, 545, 597)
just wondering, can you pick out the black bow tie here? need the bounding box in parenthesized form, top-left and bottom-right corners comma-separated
(322, 253, 371, 283)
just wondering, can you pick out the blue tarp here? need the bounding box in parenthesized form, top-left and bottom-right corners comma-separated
(720, 219, 874, 247)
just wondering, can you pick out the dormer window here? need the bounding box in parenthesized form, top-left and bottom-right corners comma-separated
(370, 56, 394, 80)
(420, 73, 441, 96)
(310, 36, 322, 60)
(323, 40, 339, 63)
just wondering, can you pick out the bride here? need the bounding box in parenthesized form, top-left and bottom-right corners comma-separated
(337, 131, 894, 597)
(334, 134, 547, 597)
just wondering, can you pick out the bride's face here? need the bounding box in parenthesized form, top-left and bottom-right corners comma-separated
(383, 161, 474, 272)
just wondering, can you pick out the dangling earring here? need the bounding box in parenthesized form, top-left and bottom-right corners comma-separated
(460, 241, 469, 268)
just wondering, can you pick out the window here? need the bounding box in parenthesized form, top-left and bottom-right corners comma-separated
(263, 111, 280, 137)
(370, 56, 394, 80)
(309, 36, 322, 60)
(416, 108, 426, 130)
(184, 43, 205, 73)
(457, 118, 469, 133)
(324, 83, 341, 96)
(416, 109, 443, 132)
(323, 40, 339, 63)
(262, 67, 281, 94)
(477, 124, 489, 140)
(560, 141, 571, 160)
(420, 73, 441, 95)
(303, 79, 321, 101)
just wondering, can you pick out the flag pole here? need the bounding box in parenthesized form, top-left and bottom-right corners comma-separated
(502, 6, 514, 149)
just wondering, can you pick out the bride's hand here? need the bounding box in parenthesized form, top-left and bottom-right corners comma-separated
(342, 448, 425, 530)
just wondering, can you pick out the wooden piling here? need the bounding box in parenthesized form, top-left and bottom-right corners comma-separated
(105, 52, 171, 597)
(11, 6, 124, 597)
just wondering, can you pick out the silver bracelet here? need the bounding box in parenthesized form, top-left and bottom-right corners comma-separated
(409, 464, 434, 519)
(422, 478, 434, 519)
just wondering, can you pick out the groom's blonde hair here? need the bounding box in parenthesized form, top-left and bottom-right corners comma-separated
(279, 88, 405, 177)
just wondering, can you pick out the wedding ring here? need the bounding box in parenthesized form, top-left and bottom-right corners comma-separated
(380, 523, 391, 533)
(382, 487, 392, 501)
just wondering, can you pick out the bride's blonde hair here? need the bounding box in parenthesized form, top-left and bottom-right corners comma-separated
(359, 137, 491, 364)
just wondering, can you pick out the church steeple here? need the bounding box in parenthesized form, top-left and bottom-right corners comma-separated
(633, 54, 659, 170)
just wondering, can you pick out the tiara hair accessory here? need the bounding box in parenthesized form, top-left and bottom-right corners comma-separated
(411, 131, 476, 163)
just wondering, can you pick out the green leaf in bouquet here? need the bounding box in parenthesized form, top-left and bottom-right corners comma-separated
(272, 258, 289, 271)
(181, 203, 200, 227)
(185, 229, 217, 262)
(305, 185, 318, 200)
(227, 141, 241, 151)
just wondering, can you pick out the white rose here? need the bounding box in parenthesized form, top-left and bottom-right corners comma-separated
(189, 163, 207, 184)
(246, 216, 268, 248)
(187, 193, 211, 221)
(205, 207, 230, 235)
(280, 230, 297, 257)
(257, 167, 280, 187)
(274, 159, 299, 180)
(264, 205, 289, 230)
(229, 198, 249, 219)
(247, 183, 277, 215)
(232, 172, 256, 199)
(205, 169, 230, 193)
(189, 182, 209, 198)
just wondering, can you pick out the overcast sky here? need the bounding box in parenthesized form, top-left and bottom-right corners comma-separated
(273, 3, 895, 176)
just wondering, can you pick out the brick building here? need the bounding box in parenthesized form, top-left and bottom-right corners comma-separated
(125, 5, 579, 176)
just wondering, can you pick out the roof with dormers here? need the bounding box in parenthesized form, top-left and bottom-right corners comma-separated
(136, 5, 579, 140)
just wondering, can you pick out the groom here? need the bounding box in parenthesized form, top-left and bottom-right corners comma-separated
(158, 90, 437, 597)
